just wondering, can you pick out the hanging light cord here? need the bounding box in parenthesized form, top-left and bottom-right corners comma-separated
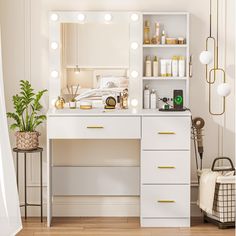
(210, 0, 212, 37)
(216, 0, 219, 69)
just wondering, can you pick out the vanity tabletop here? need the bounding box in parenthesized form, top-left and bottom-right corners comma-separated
(47, 108, 191, 117)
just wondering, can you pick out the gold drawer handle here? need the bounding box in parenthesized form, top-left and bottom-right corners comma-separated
(158, 131, 176, 135)
(86, 126, 104, 129)
(158, 200, 175, 203)
(158, 166, 175, 169)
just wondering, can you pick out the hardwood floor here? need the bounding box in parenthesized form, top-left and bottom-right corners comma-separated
(18, 217, 235, 236)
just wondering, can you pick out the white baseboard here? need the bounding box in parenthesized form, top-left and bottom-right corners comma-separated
(21, 196, 202, 217)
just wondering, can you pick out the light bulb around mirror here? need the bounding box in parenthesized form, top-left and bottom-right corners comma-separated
(78, 14, 85, 22)
(131, 98, 138, 107)
(131, 13, 139, 22)
(217, 83, 231, 97)
(51, 98, 57, 106)
(104, 13, 112, 22)
(51, 42, 58, 50)
(199, 50, 213, 65)
(131, 42, 139, 50)
(51, 70, 59, 78)
(50, 13, 59, 21)
(131, 70, 139, 78)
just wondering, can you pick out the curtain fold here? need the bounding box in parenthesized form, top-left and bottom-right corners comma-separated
(0, 30, 22, 235)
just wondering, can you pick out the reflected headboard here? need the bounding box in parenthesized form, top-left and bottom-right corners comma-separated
(93, 69, 129, 89)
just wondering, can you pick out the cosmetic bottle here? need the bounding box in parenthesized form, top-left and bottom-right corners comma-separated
(122, 88, 129, 109)
(155, 22, 160, 44)
(144, 20, 150, 44)
(116, 93, 121, 109)
(161, 30, 166, 44)
(145, 56, 152, 77)
(153, 56, 159, 77)
(160, 59, 167, 77)
(179, 56, 185, 77)
(150, 89, 157, 109)
(172, 56, 178, 77)
(166, 59, 172, 77)
(144, 85, 150, 109)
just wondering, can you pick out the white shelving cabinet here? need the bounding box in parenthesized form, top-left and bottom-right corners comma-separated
(141, 12, 190, 108)
(140, 12, 191, 228)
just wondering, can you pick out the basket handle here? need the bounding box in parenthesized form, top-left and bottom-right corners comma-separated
(211, 157, 235, 172)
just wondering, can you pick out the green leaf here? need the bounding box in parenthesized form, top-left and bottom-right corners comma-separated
(6, 80, 47, 132)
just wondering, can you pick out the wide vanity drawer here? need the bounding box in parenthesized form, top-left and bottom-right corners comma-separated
(141, 185, 190, 218)
(142, 117, 191, 150)
(141, 151, 190, 184)
(48, 116, 141, 139)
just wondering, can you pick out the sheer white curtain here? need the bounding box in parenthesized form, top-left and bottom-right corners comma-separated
(0, 31, 22, 235)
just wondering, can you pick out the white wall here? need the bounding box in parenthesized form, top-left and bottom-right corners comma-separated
(0, 0, 234, 217)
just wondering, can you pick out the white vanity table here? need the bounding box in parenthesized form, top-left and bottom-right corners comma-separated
(47, 109, 191, 227)
(48, 11, 191, 227)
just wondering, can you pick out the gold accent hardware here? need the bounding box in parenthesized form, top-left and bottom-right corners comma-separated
(158, 131, 176, 135)
(158, 166, 175, 169)
(204, 0, 227, 116)
(86, 126, 104, 129)
(158, 200, 175, 203)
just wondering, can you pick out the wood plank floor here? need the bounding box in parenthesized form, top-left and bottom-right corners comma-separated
(18, 217, 235, 236)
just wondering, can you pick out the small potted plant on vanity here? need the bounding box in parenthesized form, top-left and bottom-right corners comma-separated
(7, 80, 47, 150)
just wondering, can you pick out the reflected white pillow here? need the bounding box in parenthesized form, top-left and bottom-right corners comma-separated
(99, 76, 128, 89)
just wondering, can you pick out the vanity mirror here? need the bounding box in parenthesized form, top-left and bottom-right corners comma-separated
(49, 12, 142, 108)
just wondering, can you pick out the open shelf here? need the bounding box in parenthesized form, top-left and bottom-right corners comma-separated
(143, 77, 187, 80)
(143, 44, 187, 48)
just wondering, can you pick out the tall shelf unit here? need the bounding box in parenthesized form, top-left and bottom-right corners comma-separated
(141, 12, 190, 109)
(140, 12, 191, 228)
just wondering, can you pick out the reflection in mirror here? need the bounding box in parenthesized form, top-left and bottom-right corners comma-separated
(60, 21, 130, 108)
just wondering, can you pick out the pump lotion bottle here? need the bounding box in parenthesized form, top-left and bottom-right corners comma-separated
(144, 85, 150, 109)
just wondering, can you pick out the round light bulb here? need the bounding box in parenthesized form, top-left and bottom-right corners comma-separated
(131, 42, 139, 50)
(78, 14, 85, 22)
(131, 99, 138, 107)
(50, 13, 59, 21)
(51, 42, 58, 50)
(131, 71, 139, 78)
(51, 70, 59, 78)
(104, 13, 112, 22)
(217, 83, 231, 97)
(131, 13, 139, 22)
(199, 50, 213, 65)
(51, 98, 57, 106)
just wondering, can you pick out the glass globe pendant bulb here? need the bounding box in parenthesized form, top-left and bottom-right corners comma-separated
(199, 50, 213, 65)
(217, 83, 231, 97)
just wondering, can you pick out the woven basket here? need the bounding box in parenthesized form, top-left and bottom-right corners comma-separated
(15, 131, 40, 150)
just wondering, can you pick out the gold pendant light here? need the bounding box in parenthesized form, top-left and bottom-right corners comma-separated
(199, 0, 230, 115)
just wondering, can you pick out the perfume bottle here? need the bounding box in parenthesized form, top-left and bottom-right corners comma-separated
(161, 30, 166, 44)
(122, 89, 129, 109)
(144, 20, 151, 44)
(155, 22, 160, 44)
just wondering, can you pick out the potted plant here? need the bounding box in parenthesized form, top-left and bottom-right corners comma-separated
(7, 80, 47, 150)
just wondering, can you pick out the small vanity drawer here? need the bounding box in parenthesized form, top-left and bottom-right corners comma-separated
(142, 117, 191, 150)
(141, 151, 190, 184)
(48, 116, 141, 139)
(141, 185, 190, 218)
